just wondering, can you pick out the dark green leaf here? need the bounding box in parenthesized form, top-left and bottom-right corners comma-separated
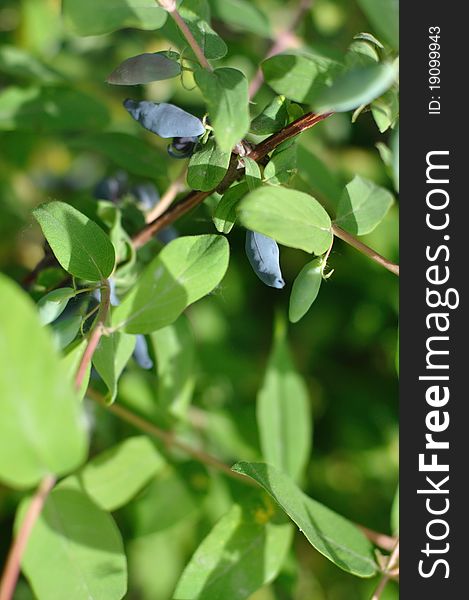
(80, 436, 166, 510)
(174, 497, 293, 599)
(33, 201, 116, 281)
(257, 336, 311, 481)
(334, 175, 394, 235)
(0, 86, 109, 131)
(187, 139, 231, 191)
(263, 144, 297, 185)
(113, 235, 229, 333)
(289, 258, 324, 323)
(233, 462, 378, 578)
(107, 51, 181, 85)
(243, 157, 262, 190)
(17, 485, 127, 599)
(51, 315, 82, 351)
(237, 187, 332, 255)
(250, 96, 289, 135)
(63, 0, 167, 36)
(296, 145, 342, 210)
(195, 67, 250, 152)
(213, 182, 248, 234)
(262, 52, 339, 105)
(0, 275, 87, 489)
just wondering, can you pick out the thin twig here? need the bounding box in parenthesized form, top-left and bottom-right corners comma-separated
(0, 475, 56, 600)
(332, 225, 400, 277)
(89, 388, 254, 485)
(75, 280, 111, 390)
(249, 0, 314, 98)
(371, 540, 400, 600)
(357, 526, 397, 553)
(159, 1, 213, 72)
(145, 167, 187, 223)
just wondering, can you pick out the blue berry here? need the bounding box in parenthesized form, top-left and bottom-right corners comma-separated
(245, 230, 285, 289)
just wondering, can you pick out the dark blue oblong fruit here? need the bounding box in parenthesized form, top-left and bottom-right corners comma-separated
(124, 99, 205, 138)
(167, 136, 198, 159)
(245, 230, 285, 289)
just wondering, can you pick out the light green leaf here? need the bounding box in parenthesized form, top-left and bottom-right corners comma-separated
(195, 67, 250, 152)
(289, 258, 324, 323)
(92, 332, 136, 403)
(257, 336, 311, 482)
(174, 497, 293, 599)
(70, 132, 169, 179)
(391, 485, 399, 535)
(150, 315, 195, 419)
(213, 182, 248, 234)
(37, 287, 76, 325)
(356, 0, 399, 50)
(17, 486, 127, 599)
(233, 462, 378, 578)
(371, 88, 399, 132)
(33, 201, 116, 281)
(113, 235, 229, 334)
(60, 339, 90, 400)
(0, 46, 63, 84)
(250, 96, 289, 135)
(187, 139, 231, 191)
(262, 52, 338, 105)
(237, 187, 332, 255)
(0, 275, 87, 489)
(315, 63, 396, 114)
(0, 86, 109, 131)
(211, 0, 271, 37)
(243, 157, 262, 191)
(334, 175, 394, 235)
(80, 436, 165, 511)
(63, 0, 167, 36)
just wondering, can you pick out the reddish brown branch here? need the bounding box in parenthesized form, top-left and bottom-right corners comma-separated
(0, 475, 56, 600)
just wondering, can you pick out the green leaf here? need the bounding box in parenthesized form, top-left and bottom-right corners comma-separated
(289, 258, 324, 323)
(106, 51, 181, 85)
(70, 132, 169, 179)
(63, 0, 167, 36)
(195, 67, 250, 152)
(250, 96, 289, 135)
(243, 157, 262, 191)
(174, 496, 293, 599)
(17, 486, 127, 599)
(315, 63, 396, 114)
(33, 201, 116, 281)
(0, 275, 87, 489)
(233, 462, 378, 578)
(113, 235, 229, 333)
(150, 315, 196, 418)
(80, 436, 165, 511)
(263, 144, 297, 185)
(213, 182, 248, 234)
(237, 187, 332, 255)
(391, 485, 399, 535)
(0, 45, 63, 84)
(187, 139, 231, 191)
(296, 145, 342, 210)
(356, 0, 399, 50)
(371, 88, 399, 132)
(262, 52, 339, 105)
(37, 287, 76, 325)
(334, 175, 394, 235)
(92, 332, 136, 403)
(391, 125, 399, 192)
(257, 336, 311, 482)
(211, 0, 271, 37)
(60, 339, 91, 400)
(51, 315, 82, 351)
(0, 86, 109, 131)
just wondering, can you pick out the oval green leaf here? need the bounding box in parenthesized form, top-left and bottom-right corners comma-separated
(213, 182, 248, 234)
(187, 139, 231, 191)
(0, 275, 87, 489)
(233, 462, 378, 578)
(92, 332, 136, 403)
(237, 186, 332, 255)
(37, 287, 76, 325)
(33, 201, 116, 281)
(17, 486, 127, 599)
(113, 235, 229, 334)
(289, 258, 324, 323)
(107, 51, 181, 85)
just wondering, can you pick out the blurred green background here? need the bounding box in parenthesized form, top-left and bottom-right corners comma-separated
(0, 1, 398, 598)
